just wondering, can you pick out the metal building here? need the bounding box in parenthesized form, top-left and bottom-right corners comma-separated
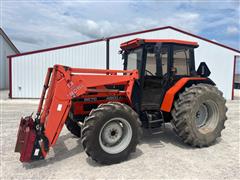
(8, 26, 240, 99)
(0, 28, 19, 89)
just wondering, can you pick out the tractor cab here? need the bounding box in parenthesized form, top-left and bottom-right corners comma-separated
(121, 39, 203, 112)
(121, 38, 199, 77)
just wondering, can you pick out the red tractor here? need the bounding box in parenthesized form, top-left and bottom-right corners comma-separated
(15, 39, 227, 164)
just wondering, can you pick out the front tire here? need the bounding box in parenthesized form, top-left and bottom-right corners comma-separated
(81, 102, 142, 164)
(171, 83, 227, 147)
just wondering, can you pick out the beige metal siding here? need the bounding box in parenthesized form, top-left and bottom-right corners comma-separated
(10, 28, 240, 99)
(11, 41, 106, 98)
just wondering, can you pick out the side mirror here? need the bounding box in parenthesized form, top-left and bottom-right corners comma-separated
(118, 50, 123, 54)
(171, 67, 177, 75)
(121, 51, 127, 60)
(197, 62, 211, 77)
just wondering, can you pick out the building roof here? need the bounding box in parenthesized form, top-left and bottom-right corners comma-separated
(8, 26, 240, 58)
(0, 28, 20, 54)
(120, 38, 199, 50)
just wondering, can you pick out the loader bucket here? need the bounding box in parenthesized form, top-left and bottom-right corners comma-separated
(15, 116, 44, 162)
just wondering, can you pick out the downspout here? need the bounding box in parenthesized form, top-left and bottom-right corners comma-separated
(106, 39, 110, 69)
(8, 56, 12, 98)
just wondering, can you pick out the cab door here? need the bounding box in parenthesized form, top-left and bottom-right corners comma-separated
(140, 44, 170, 111)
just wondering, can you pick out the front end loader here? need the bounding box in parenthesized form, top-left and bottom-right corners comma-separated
(15, 65, 138, 163)
(15, 39, 227, 164)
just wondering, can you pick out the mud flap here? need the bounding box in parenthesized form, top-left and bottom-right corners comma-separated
(15, 116, 45, 162)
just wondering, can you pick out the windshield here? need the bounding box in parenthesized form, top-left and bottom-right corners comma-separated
(125, 48, 143, 71)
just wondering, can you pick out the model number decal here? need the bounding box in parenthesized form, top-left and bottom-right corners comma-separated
(82, 96, 126, 102)
(84, 98, 97, 102)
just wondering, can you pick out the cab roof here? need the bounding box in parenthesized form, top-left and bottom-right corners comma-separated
(120, 38, 199, 50)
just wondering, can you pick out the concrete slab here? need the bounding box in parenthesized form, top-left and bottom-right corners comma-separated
(0, 100, 239, 179)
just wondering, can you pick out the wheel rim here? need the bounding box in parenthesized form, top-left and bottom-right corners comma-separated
(195, 104, 208, 128)
(99, 117, 132, 154)
(195, 100, 220, 133)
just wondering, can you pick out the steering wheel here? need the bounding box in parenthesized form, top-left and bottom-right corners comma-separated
(145, 69, 154, 76)
(160, 73, 170, 85)
(162, 73, 169, 79)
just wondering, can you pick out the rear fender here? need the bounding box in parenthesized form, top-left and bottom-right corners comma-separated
(160, 77, 215, 112)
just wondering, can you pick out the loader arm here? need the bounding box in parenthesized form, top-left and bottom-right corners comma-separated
(15, 64, 138, 162)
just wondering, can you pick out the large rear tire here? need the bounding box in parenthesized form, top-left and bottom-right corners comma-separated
(171, 83, 227, 147)
(81, 102, 142, 164)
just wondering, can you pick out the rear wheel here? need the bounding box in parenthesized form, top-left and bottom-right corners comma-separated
(81, 102, 142, 164)
(171, 83, 227, 147)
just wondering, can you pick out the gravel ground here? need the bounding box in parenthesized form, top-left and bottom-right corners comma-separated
(0, 98, 239, 179)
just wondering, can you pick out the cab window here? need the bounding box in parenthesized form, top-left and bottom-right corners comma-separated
(126, 48, 143, 72)
(173, 45, 191, 75)
(160, 46, 168, 76)
(145, 49, 156, 75)
(145, 45, 168, 76)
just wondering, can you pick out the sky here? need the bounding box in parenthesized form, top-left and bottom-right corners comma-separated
(0, 0, 239, 53)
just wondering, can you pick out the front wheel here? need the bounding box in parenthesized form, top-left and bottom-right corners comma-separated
(81, 102, 142, 164)
(171, 83, 227, 147)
